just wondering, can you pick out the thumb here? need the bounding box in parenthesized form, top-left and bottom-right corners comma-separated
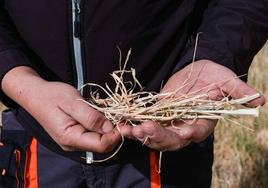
(222, 78, 266, 107)
(59, 98, 114, 134)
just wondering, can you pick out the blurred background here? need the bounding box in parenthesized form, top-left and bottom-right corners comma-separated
(212, 43, 268, 188)
(1, 43, 267, 188)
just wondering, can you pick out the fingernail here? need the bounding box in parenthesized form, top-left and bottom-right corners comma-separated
(102, 121, 114, 133)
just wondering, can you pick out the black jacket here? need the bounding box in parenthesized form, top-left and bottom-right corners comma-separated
(0, 0, 267, 163)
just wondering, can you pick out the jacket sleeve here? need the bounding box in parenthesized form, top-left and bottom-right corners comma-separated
(0, 1, 36, 108)
(175, 0, 268, 79)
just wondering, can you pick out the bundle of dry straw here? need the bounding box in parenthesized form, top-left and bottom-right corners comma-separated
(80, 49, 260, 130)
(79, 45, 261, 165)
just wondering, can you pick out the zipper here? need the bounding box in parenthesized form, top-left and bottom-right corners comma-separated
(74, 0, 81, 38)
(72, 0, 84, 89)
(71, 0, 94, 164)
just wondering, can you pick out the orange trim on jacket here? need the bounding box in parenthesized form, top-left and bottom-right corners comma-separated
(24, 138, 38, 188)
(149, 151, 161, 188)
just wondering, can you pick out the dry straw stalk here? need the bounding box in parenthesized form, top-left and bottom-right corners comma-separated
(79, 37, 261, 164)
(80, 49, 260, 128)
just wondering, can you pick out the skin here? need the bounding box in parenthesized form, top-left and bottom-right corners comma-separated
(1, 66, 125, 152)
(121, 60, 266, 151)
(1, 60, 265, 153)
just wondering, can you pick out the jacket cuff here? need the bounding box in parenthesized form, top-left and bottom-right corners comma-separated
(173, 40, 236, 74)
(0, 49, 35, 108)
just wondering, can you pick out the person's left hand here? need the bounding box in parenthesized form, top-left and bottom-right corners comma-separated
(121, 60, 265, 151)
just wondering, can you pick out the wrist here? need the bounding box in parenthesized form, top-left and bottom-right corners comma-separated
(1, 66, 46, 108)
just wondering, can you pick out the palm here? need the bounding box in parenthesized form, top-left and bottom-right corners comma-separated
(128, 60, 265, 151)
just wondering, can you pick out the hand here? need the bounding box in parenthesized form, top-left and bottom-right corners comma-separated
(122, 60, 265, 151)
(2, 66, 122, 152)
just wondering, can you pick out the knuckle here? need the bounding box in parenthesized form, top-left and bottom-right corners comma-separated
(85, 111, 103, 130)
(183, 127, 195, 139)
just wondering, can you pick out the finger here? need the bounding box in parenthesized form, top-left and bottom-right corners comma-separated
(144, 136, 190, 151)
(222, 78, 266, 107)
(57, 124, 121, 153)
(117, 123, 136, 140)
(59, 99, 114, 134)
(132, 121, 161, 142)
(173, 119, 216, 143)
(132, 121, 189, 151)
(206, 86, 226, 101)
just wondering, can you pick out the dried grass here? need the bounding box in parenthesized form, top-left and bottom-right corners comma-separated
(80, 49, 260, 129)
(80, 45, 262, 164)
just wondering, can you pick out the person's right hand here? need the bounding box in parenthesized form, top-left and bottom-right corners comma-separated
(1, 66, 122, 152)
